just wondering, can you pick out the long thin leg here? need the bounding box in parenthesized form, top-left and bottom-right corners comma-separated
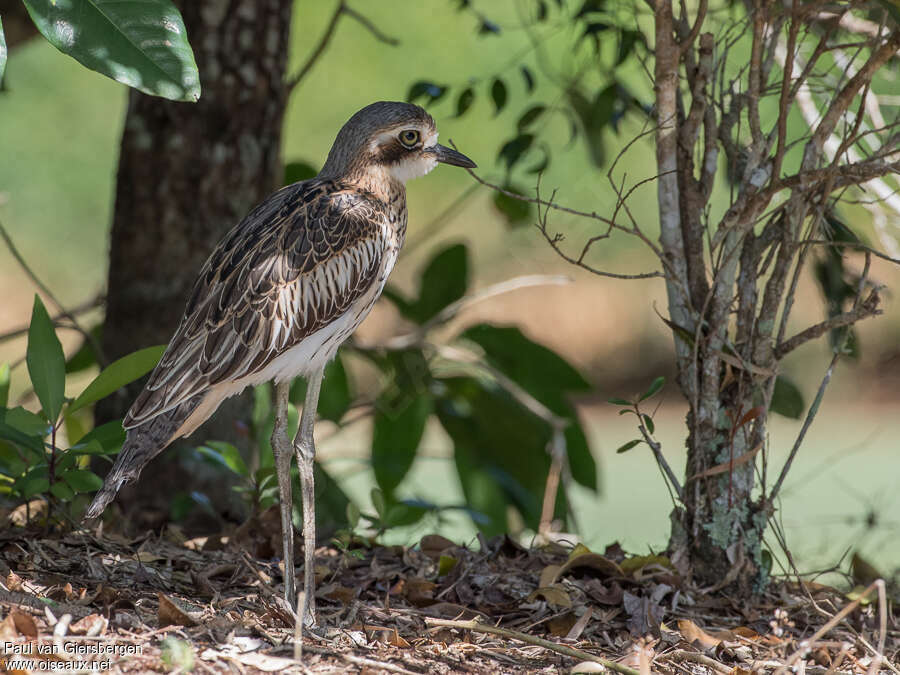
(271, 381, 296, 609)
(293, 367, 324, 627)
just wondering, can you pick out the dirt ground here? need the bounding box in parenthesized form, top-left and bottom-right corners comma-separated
(0, 511, 896, 674)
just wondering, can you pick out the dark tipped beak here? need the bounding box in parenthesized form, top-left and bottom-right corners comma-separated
(431, 144, 477, 169)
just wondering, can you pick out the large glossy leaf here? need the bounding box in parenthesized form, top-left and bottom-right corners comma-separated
(69, 345, 165, 414)
(436, 377, 563, 534)
(0, 18, 7, 87)
(61, 468, 104, 493)
(26, 295, 66, 424)
(461, 324, 597, 491)
(463, 324, 590, 394)
(70, 420, 126, 455)
(406, 243, 469, 323)
(22, 0, 200, 101)
(372, 392, 431, 497)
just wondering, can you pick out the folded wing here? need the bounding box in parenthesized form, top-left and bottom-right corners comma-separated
(125, 180, 387, 428)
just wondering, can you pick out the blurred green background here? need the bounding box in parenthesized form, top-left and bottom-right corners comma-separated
(2, 1, 899, 578)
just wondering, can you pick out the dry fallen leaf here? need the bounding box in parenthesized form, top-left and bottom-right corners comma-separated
(677, 618, 721, 650)
(420, 534, 456, 560)
(158, 592, 199, 628)
(0, 613, 19, 641)
(10, 609, 38, 638)
(527, 585, 573, 608)
(6, 571, 24, 592)
(68, 613, 108, 637)
(547, 612, 578, 637)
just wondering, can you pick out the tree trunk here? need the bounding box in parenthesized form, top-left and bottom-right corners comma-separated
(97, 0, 293, 528)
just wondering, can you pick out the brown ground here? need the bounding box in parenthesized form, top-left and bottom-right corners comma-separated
(0, 513, 896, 674)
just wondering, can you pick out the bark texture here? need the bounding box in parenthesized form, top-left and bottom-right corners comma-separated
(98, 0, 294, 527)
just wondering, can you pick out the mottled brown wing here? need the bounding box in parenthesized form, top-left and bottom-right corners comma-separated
(124, 179, 388, 428)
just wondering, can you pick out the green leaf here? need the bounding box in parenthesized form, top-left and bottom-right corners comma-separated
(22, 0, 200, 101)
(490, 78, 507, 114)
(199, 441, 249, 477)
(771, 376, 804, 419)
(455, 87, 475, 117)
(608, 397, 631, 406)
(407, 81, 447, 105)
(463, 324, 591, 395)
(372, 393, 431, 497)
(0, 419, 45, 454)
(639, 376, 665, 401)
(497, 134, 535, 170)
(26, 295, 66, 424)
(284, 161, 318, 185)
(521, 66, 535, 92)
(319, 356, 352, 423)
(69, 345, 165, 414)
(436, 377, 560, 534)
(0, 363, 9, 408)
(461, 324, 597, 492)
(50, 480, 75, 501)
(616, 439, 642, 454)
(371, 487, 386, 519)
(0, 18, 7, 88)
(492, 185, 533, 227)
(70, 420, 125, 455)
(61, 469, 104, 493)
(2, 407, 51, 437)
(517, 104, 546, 132)
(642, 414, 655, 435)
(568, 85, 616, 167)
(406, 243, 469, 323)
(22, 476, 50, 498)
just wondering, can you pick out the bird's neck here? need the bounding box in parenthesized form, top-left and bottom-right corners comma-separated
(342, 165, 407, 205)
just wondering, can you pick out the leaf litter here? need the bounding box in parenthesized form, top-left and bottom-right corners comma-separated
(0, 511, 895, 673)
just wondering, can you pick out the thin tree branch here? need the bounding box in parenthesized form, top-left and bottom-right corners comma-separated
(774, 288, 881, 358)
(0, 218, 107, 366)
(0, 295, 103, 344)
(769, 252, 872, 503)
(286, 2, 398, 92)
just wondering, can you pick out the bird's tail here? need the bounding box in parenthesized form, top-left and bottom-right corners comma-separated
(83, 394, 204, 521)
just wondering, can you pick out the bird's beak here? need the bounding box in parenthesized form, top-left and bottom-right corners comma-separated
(429, 144, 477, 169)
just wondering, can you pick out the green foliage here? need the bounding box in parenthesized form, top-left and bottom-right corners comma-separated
(492, 185, 533, 227)
(0, 18, 7, 88)
(0, 303, 158, 519)
(385, 243, 470, 323)
(284, 161, 319, 184)
(372, 392, 431, 498)
(771, 376, 804, 420)
(69, 345, 165, 414)
(22, 0, 200, 101)
(26, 296, 66, 424)
(290, 355, 352, 423)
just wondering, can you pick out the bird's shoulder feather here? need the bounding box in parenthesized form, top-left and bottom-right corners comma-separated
(125, 179, 394, 428)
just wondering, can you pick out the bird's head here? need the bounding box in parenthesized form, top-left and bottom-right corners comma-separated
(321, 101, 476, 186)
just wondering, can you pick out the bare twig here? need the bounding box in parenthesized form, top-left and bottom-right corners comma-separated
(0, 218, 107, 366)
(773, 579, 883, 675)
(383, 274, 572, 350)
(425, 617, 640, 675)
(0, 295, 103, 343)
(774, 288, 881, 358)
(286, 2, 397, 92)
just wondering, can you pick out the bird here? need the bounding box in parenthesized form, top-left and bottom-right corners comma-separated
(84, 101, 476, 626)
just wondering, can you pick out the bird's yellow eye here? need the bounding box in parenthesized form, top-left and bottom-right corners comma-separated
(399, 130, 420, 147)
